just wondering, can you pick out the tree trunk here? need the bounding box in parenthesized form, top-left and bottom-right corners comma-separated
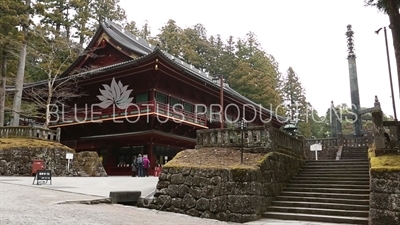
(44, 81, 53, 129)
(11, 0, 30, 126)
(0, 49, 6, 127)
(11, 42, 27, 126)
(387, 1, 400, 100)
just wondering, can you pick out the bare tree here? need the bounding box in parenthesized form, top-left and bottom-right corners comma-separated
(19, 26, 92, 128)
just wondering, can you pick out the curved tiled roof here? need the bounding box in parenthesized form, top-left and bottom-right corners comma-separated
(6, 19, 287, 122)
(100, 21, 287, 122)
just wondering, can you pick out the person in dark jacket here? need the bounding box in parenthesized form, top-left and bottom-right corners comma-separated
(131, 156, 137, 177)
(136, 154, 144, 177)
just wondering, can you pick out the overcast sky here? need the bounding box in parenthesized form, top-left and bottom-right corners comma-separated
(119, 0, 397, 117)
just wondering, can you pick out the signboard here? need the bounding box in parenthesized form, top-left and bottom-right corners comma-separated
(66, 153, 74, 159)
(310, 143, 322, 160)
(32, 170, 52, 185)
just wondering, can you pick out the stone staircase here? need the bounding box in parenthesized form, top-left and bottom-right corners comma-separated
(341, 147, 369, 160)
(263, 147, 370, 224)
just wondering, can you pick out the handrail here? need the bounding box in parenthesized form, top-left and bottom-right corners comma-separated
(0, 126, 61, 142)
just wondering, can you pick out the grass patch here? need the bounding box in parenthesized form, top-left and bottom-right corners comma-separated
(369, 146, 400, 172)
(163, 148, 265, 170)
(0, 138, 74, 152)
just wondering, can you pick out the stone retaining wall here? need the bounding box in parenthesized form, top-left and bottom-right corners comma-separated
(370, 170, 400, 225)
(140, 152, 303, 223)
(0, 147, 107, 177)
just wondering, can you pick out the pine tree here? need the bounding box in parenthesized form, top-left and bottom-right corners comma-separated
(0, 0, 26, 126)
(11, 0, 32, 126)
(124, 20, 140, 36)
(281, 67, 311, 136)
(230, 33, 283, 111)
(156, 19, 184, 57)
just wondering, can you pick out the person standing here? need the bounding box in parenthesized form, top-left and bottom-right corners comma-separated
(143, 156, 150, 177)
(131, 156, 137, 177)
(136, 154, 144, 177)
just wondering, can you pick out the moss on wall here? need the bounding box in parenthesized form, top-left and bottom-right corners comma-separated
(369, 146, 400, 172)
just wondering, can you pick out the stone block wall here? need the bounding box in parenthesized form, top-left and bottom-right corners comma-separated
(370, 170, 400, 225)
(141, 152, 303, 223)
(0, 147, 107, 177)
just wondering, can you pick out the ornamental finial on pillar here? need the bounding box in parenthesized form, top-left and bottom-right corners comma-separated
(374, 95, 381, 108)
(346, 24, 355, 58)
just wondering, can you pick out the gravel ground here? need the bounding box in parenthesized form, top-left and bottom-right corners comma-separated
(0, 182, 238, 225)
(0, 182, 348, 225)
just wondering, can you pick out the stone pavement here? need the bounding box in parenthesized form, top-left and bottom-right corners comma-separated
(0, 176, 351, 225)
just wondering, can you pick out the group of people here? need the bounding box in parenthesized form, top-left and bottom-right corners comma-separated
(131, 154, 150, 177)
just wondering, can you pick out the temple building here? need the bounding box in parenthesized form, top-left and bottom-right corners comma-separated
(50, 20, 286, 175)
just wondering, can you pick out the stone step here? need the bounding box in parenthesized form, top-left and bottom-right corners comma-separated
(313, 158, 368, 162)
(341, 155, 368, 157)
(299, 168, 369, 173)
(341, 157, 368, 160)
(279, 191, 369, 200)
(297, 172, 370, 176)
(267, 205, 369, 218)
(292, 176, 370, 181)
(305, 161, 369, 165)
(286, 183, 370, 189)
(262, 211, 368, 224)
(275, 196, 370, 205)
(289, 179, 370, 185)
(284, 187, 370, 194)
(272, 200, 370, 211)
(267, 206, 369, 218)
(302, 165, 370, 169)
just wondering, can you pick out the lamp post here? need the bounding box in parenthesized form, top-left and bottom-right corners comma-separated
(376, 27, 397, 120)
(212, 75, 224, 128)
(239, 118, 247, 164)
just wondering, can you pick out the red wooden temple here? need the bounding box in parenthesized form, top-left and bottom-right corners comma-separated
(49, 20, 286, 175)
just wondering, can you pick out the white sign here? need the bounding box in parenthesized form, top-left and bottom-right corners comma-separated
(310, 143, 322, 160)
(66, 153, 74, 160)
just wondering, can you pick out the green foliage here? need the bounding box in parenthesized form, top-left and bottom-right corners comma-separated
(324, 103, 392, 136)
(280, 67, 311, 137)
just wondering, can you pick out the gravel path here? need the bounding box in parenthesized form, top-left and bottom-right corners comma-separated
(0, 182, 238, 225)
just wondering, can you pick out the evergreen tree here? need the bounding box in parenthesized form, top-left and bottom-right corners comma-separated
(156, 19, 184, 57)
(124, 20, 140, 36)
(11, 0, 32, 126)
(0, 0, 26, 126)
(281, 67, 311, 136)
(230, 33, 283, 111)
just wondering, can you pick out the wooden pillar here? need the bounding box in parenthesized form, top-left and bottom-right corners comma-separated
(148, 138, 155, 176)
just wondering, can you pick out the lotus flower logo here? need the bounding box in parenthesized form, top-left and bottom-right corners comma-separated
(97, 78, 133, 109)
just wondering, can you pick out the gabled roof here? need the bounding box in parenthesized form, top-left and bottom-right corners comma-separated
(98, 20, 286, 122)
(6, 20, 287, 123)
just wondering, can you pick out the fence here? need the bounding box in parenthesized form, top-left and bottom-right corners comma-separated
(0, 126, 61, 142)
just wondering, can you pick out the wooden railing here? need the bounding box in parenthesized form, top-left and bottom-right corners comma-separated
(196, 125, 304, 156)
(0, 126, 61, 142)
(50, 100, 207, 127)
